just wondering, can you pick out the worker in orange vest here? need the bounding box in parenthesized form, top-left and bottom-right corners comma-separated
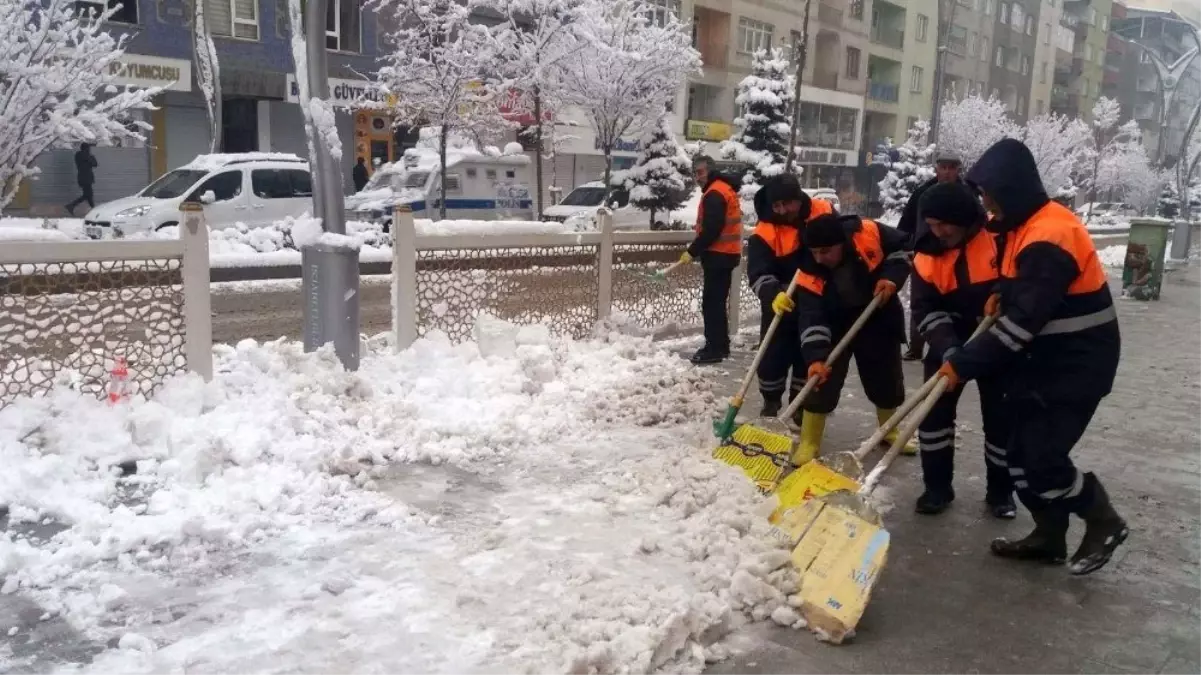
(772, 214, 915, 464)
(746, 174, 835, 418)
(680, 156, 743, 364)
(909, 180, 1015, 519)
(938, 138, 1126, 575)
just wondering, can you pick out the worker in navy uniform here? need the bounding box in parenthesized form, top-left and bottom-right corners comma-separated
(909, 181, 1016, 518)
(746, 174, 835, 417)
(938, 138, 1127, 575)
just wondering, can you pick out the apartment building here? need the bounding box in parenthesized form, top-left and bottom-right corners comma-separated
(1099, 2, 1128, 106)
(1051, 0, 1114, 120)
(1111, 6, 1201, 165)
(861, 0, 936, 160)
(988, 0, 1042, 122)
(1029, 0, 1064, 116)
(939, 0, 999, 103)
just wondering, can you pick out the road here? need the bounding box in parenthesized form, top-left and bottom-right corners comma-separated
(210, 277, 395, 343)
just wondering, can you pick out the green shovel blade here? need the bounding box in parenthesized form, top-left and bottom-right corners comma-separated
(713, 405, 739, 439)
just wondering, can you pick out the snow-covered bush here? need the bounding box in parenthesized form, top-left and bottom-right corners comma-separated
(935, 93, 1018, 170)
(621, 114, 692, 227)
(720, 48, 795, 194)
(0, 0, 162, 212)
(877, 119, 935, 214)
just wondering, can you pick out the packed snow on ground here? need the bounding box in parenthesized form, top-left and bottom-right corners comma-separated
(0, 218, 86, 241)
(0, 318, 804, 673)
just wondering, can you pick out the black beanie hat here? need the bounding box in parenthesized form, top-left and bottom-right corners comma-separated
(918, 181, 984, 228)
(803, 214, 849, 248)
(763, 174, 804, 204)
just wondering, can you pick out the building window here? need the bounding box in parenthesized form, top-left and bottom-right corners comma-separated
(995, 45, 1004, 66)
(1018, 95, 1025, 115)
(1011, 4, 1023, 30)
(845, 46, 861, 79)
(907, 115, 919, 131)
(1036, 98, 1044, 114)
(981, 0, 994, 16)
(910, 66, 923, 92)
(1043, 22, 1050, 44)
(1025, 15, 1034, 35)
(206, 0, 259, 39)
(949, 24, 967, 54)
(916, 14, 928, 42)
(1040, 60, 1047, 83)
(969, 30, 979, 56)
(76, 0, 137, 23)
(797, 102, 858, 150)
(999, 2, 1008, 24)
(1100, 15, 1108, 31)
(326, 0, 361, 52)
(646, 0, 680, 27)
(737, 17, 773, 55)
(849, 0, 864, 20)
(980, 36, 989, 62)
(1084, 43, 1093, 61)
(1021, 55, 1030, 75)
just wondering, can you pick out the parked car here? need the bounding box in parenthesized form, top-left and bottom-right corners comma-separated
(543, 182, 654, 229)
(1075, 201, 1136, 221)
(346, 147, 534, 227)
(82, 153, 313, 239)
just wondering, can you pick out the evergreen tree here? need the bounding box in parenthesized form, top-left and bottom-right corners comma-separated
(878, 119, 936, 215)
(623, 113, 692, 228)
(1157, 179, 1180, 219)
(719, 47, 794, 193)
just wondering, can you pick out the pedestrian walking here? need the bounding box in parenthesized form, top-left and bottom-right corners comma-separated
(898, 151, 965, 361)
(909, 181, 1016, 518)
(937, 138, 1127, 575)
(771, 213, 915, 464)
(746, 174, 836, 417)
(65, 143, 98, 217)
(353, 156, 370, 192)
(680, 156, 742, 365)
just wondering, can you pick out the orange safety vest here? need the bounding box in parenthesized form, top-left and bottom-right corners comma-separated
(749, 199, 835, 258)
(694, 180, 743, 254)
(795, 219, 884, 296)
(914, 229, 1000, 294)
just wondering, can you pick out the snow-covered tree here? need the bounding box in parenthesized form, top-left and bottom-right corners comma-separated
(935, 93, 1018, 170)
(373, 0, 506, 219)
(1081, 96, 1125, 220)
(480, 0, 590, 219)
(1093, 119, 1151, 208)
(877, 119, 935, 215)
(621, 113, 691, 227)
(193, 0, 222, 153)
(719, 48, 795, 191)
(556, 0, 700, 198)
(0, 0, 161, 212)
(1020, 112, 1091, 201)
(1158, 178, 1181, 219)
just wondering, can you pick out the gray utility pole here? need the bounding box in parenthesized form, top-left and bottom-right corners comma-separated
(785, 0, 812, 169)
(300, 0, 361, 371)
(928, 0, 959, 146)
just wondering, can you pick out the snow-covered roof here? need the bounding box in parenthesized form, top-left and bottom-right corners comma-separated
(401, 147, 531, 172)
(181, 153, 307, 172)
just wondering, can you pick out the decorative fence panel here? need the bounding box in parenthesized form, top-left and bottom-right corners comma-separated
(0, 206, 213, 408)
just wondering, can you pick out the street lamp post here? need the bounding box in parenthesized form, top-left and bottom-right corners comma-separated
(298, 0, 361, 371)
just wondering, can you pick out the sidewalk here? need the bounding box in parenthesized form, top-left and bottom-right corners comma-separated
(701, 266, 1201, 674)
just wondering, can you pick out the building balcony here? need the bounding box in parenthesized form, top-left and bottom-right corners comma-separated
(870, 25, 904, 50)
(812, 69, 840, 90)
(867, 80, 899, 102)
(817, 1, 843, 26)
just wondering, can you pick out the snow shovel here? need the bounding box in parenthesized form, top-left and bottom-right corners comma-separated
(774, 376, 950, 644)
(713, 293, 886, 492)
(769, 314, 998, 521)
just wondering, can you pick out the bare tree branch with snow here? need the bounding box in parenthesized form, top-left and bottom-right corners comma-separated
(0, 0, 161, 212)
(935, 93, 1018, 170)
(1020, 112, 1091, 201)
(373, 0, 507, 219)
(556, 0, 700, 198)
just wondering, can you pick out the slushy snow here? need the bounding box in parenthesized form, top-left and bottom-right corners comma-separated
(0, 318, 800, 673)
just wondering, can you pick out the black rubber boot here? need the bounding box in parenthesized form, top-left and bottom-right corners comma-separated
(690, 345, 726, 364)
(987, 493, 1017, 519)
(985, 465, 1017, 519)
(1068, 473, 1129, 576)
(915, 488, 955, 515)
(990, 508, 1069, 564)
(759, 396, 782, 418)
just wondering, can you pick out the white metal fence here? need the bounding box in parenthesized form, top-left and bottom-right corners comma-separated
(390, 207, 762, 350)
(0, 206, 212, 407)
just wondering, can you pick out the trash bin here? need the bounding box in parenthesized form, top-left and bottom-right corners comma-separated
(1121, 218, 1172, 300)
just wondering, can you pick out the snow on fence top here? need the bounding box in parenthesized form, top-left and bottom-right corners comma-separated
(414, 219, 570, 236)
(182, 152, 307, 172)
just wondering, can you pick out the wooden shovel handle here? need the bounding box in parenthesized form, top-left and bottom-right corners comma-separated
(861, 377, 951, 495)
(733, 274, 801, 404)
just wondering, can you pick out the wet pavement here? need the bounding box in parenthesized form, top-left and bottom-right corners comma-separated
(701, 265, 1201, 674)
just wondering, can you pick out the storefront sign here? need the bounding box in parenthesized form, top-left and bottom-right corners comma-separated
(794, 147, 853, 166)
(286, 75, 385, 106)
(108, 55, 191, 92)
(685, 119, 732, 142)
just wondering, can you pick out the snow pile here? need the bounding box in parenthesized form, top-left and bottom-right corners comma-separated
(0, 217, 85, 241)
(0, 320, 801, 673)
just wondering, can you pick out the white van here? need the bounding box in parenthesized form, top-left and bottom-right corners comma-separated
(346, 147, 534, 226)
(82, 153, 313, 239)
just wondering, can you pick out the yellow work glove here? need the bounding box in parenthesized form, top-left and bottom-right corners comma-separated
(679, 251, 693, 265)
(771, 291, 795, 316)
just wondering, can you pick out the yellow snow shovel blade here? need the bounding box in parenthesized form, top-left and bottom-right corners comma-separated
(713, 423, 795, 492)
(774, 377, 950, 644)
(768, 315, 998, 522)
